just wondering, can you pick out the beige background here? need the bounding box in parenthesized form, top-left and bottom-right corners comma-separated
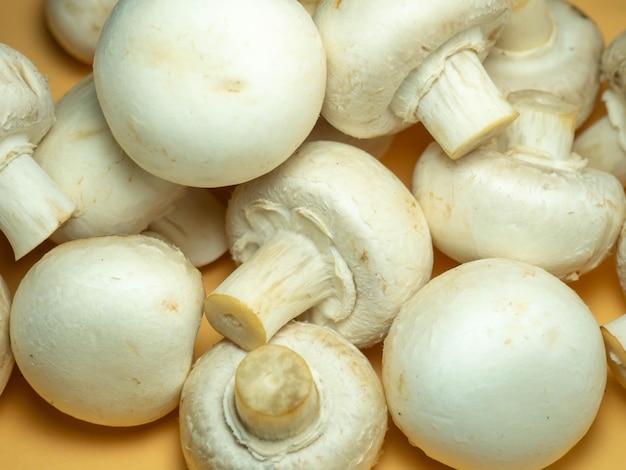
(0, 0, 626, 468)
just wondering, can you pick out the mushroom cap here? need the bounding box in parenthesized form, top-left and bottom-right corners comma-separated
(179, 321, 387, 470)
(382, 257, 607, 470)
(313, 0, 510, 138)
(9, 234, 205, 426)
(412, 141, 626, 281)
(602, 29, 626, 98)
(0, 43, 55, 148)
(34, 74, 187, 243)
(225, 140, 433, 348)
(93, 0, 326, 187)
(0, 275, 12, 397)
(483, 0, 604, 128)
(44, 0, 119, 64)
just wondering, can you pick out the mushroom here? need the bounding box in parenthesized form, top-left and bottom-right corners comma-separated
(573, 29, 626, 185)
(33, 74, 228, 267)
(0, 43, 76, 259)
(9, 234, 205, 426)
(382, 257, 607, 470)
(483, 0, 604, 128)
(92, 0, 327, 187)
(179, 321, 387, 470)
(0, 274, 12, 397)
(412, 89, 626, 281)
(44, 0, 119, 64)
(312, 0, 518, 160)
(204, 140, 433, 351)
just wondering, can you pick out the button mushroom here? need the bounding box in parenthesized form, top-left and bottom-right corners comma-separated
(9, 234, 205, 426)
(0, 43, 76, 259)
(204, 140, 433, 351)
(313, 0, 518, 160)
(92, 0, 327, 187)
(179, 321, 387, 470)
(0, 274, 12, 398)
(382, 257, 607, 470)
(412, 89, 626, 281)
(483, 0, 604, 128)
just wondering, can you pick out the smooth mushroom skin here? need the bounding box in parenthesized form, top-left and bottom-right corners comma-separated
(0, 43, 76, 259)
(44, 0, 119, 64)
(412, 89, 626, 281)
(383, 257, 607, 470)
(204, 140, 433, 350)
(313, 0, 517, 160)
(179, 321, 387, 470)
(0, 274, 12, 398)
(9, 234, 205, 427)
(93, 0, 327, 188)
(483, 0, 604, 129)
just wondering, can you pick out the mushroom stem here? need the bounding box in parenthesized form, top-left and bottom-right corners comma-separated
(405, 49, 518, 160)
(234, 344, 320, 441)
(601, 315, 626, 389)
(494, 0, 555, 53)
(205, 230, 336, 351)
(0, 144, 75, 259)
(499, 90, 578, 162)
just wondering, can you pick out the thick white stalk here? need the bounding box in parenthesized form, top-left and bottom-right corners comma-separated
(205, 230, 336, 351)
(495, 0, 555, 53)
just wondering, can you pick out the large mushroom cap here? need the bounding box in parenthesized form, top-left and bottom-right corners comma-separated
(383, 257, 607, 470)
(180, 321, 387, 470)
(9, 234, 205, 426)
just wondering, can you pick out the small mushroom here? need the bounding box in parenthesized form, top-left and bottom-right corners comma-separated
(483, 0, 604, 128)
(0, 274, 12, 397)
(179, 321, 387, 470)
(574, 29, 626, 184)
(9, 234, 205, 426)
(44, 0, 119, 64)
(313, 0, 518, 159)
(383, 257, 607, 470)
(93, 0, 327, 187)
(204, 140, 433, 351)
(412, 89, 626, 281)
(0, 43, 76, 259)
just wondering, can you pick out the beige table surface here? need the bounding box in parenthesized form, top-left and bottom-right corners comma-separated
(0, 0, 626, 468)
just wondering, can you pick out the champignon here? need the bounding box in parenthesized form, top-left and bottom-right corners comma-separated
(412, 89, 626, 281)
(383, 257, 607, 470)
(93, 0, 326, 187)
(179, 321, 387, 470)
(0, 274, 12, 397)
(313, 0, 518, 160)
(483, 0, 604, 128)
(0, 43, 75, 259)
(204, 140, 433, 351)
(44, 0, 119, 64)
(574, 29, 626, 184)
(9, 234, 205, 426)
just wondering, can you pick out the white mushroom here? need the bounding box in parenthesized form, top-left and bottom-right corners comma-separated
(93, 0, 326, 187)
(44, 0, 119, 64)
(9, 234, 205, 426)
(33, 74, 228, 267)
(313, 0, 518, 160)
(600, 314, 626, 390)
(204, 140, 433, 351)
(382, 257, 607, 470)
(574, 29, 626, 184)
(0, 43, 75, 259)
(179, 321, 387, 470)
(412, 89, 626, 281)
(483, 0, 604, 128)
(0, 274, 12, 397)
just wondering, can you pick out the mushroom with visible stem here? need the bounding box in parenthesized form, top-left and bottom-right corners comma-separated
(93, 0, 327, 187)
(574, 29, 626, 184)
(483, 0, 604, 129)
(44, 0, 119, 64)
(204, 140, 433, 351)
(412, 89, 626, 281)
(0, 43, 76, 259)
(33, 74, 228, 267)
(0, 274, 12, 397)
(383, 257, 607, 470)
(179, 321, 387, 470)
(313, 0, 518, 160)
(9, 234, 206, 426)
